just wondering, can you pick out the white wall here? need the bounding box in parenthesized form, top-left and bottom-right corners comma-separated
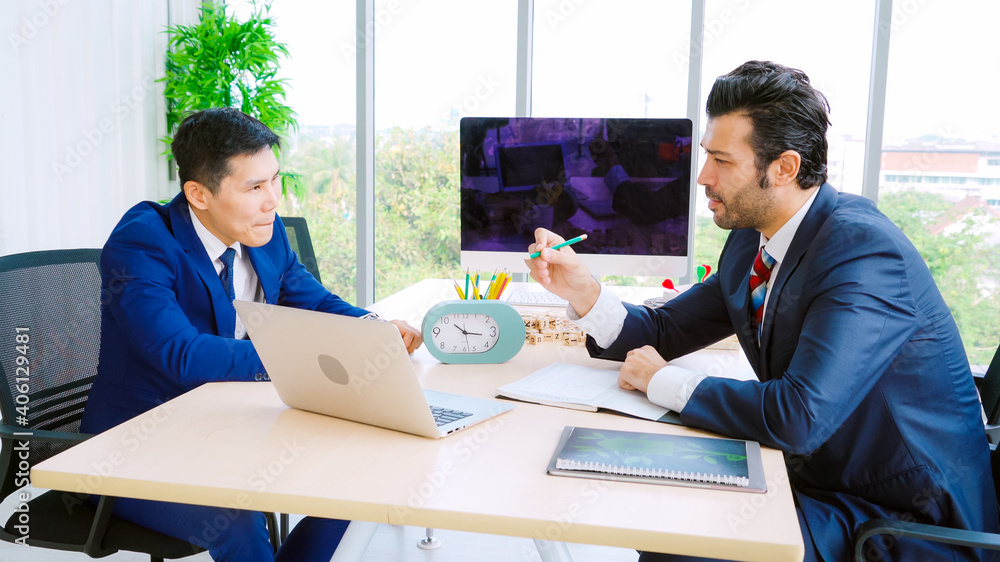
(0, 0, 198, 256)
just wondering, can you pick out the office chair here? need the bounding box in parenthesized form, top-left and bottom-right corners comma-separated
(853, 344, 1000, 560)
(976, 345, 1000, 444)
(277, 215, 321, 542)
(0, 249, 205, 560)
(283, 216, 323, 284)
(0, 249, 281, 560)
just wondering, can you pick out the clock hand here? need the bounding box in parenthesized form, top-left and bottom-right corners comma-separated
(453, 324, 469, 335)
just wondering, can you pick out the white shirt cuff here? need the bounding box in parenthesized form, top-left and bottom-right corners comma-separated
(566, 284, 627, 349)
(645, 365, 707, 413)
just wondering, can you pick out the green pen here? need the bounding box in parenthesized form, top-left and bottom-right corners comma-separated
(529, 234, 588, 259)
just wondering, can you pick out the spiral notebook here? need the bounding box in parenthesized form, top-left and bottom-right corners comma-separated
(546, 426, 767, 493)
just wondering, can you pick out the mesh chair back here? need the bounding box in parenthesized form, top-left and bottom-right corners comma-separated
(283, 216, 322, 284)
(0, 250, 102, 472)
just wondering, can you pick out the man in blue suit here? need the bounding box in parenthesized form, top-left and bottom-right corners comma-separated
(80, 108, 422, 561)
(526, 61, 999, 561)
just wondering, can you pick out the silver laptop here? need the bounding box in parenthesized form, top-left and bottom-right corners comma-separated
(234, 300, 515, 438)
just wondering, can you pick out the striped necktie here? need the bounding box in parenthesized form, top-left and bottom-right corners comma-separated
(749, 246, 775, 340)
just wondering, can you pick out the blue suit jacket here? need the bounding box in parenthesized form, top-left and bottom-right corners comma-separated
(589, 184, 999, 560)
(81, 194, 369, 434)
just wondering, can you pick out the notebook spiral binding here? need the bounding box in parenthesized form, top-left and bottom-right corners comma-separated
(554, 459, 751, 488)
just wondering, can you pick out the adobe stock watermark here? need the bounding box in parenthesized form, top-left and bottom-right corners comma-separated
(340, 0, 405, 62)
(725, 465, 789, 533)
(673, 0, 752, 72)
(543, 0, 588, 30)
(59, 401, 179, 517)
(51, 65, 158, 183)
(7, 0, 74, 54)
(247, 440, 306, 493)
(519, 478, 612, 560)
(889, 0, 930, 31)
(186, 439, 306, 551)
(446, 75, 500, 122)
(350, 336, 409, 395)
(393, 414, 508, 524)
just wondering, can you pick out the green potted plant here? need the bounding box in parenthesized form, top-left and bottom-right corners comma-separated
(160, 0, 302, 197)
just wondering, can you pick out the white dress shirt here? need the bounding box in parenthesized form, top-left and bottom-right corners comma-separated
(571, 188, 821, 412)
(188, 207, 262, 339)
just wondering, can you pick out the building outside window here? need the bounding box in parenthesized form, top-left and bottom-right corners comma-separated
(878, 0, 1000, 364)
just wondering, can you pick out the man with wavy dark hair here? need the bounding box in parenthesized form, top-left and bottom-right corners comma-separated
(527, 61, 998, 560)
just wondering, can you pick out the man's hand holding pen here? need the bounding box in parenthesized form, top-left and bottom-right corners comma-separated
(525, 228, 601, 316)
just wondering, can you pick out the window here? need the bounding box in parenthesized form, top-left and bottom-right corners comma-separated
(532, 1, 692, 286)
(233, 1, 361, 303)
(532, 1, 690, 120)
(691, 0, 877, 278)
(699, 0, 876, 197)
(878, 0, 1000, 364)
(373, 0, 517, 301)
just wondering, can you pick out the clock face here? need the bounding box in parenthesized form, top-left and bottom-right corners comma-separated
(429, 313, 500, 354)
(422, 300, 525, 364)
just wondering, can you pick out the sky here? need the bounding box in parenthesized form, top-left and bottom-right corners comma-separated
(233, 0, 1000, 144)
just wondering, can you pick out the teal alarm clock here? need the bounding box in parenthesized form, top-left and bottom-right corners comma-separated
(422, 300, 525, 364)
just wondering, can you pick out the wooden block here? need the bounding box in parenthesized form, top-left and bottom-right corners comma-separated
(526, 333, 541, 345)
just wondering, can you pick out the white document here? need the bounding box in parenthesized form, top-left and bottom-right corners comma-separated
(496, 362, 673, 422)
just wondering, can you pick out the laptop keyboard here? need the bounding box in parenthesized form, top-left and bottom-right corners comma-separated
(430, 406, 474, 427)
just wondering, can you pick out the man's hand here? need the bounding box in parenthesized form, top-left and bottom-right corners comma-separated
(390, 320, 423, 353)
(525, 228, 601, 315)
(618, 345, 668, 393)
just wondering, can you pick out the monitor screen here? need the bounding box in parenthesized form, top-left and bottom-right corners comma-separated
(460, 117, 694, 277)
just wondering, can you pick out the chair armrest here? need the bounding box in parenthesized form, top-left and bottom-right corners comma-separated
(0, 423, 93, 445)
(854, 518, 1000, 561)
(987, 425, 1000, 446)
(975, 370, 987, 390)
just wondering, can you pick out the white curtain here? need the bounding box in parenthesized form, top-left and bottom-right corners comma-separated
(0, 0, 199, 256)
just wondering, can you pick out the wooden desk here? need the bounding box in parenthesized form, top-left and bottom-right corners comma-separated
(32, 280, 803, 561)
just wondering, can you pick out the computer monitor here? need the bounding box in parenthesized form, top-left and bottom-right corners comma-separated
(460, 117, 694, 277)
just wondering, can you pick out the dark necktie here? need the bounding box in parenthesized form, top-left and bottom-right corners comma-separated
(219, 247, 237, 315)
(749, 246, 775, 341)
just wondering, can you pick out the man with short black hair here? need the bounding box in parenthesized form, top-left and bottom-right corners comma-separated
(528, 61, 998, 561)
(81, 107, 422, 561)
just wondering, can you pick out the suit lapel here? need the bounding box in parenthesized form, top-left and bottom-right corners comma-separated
(757, 183, 838, 374)
(168, 195, 236, 338)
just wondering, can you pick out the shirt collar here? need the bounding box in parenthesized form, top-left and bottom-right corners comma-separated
(759, 187, 821, 263)
(187, 205, 243, 262)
